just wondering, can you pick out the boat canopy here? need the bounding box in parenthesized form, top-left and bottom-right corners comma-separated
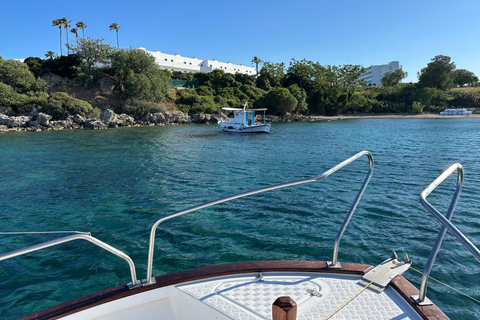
(221, 107, 268, 112)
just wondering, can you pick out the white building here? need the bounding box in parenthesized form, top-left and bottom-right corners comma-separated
(360, 61, 401, 86)
(139, 48, 257, 76)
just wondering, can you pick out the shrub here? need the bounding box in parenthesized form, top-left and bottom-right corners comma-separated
(24, 57, 47, 78)
(0, 82, 27, 105)
(189, 96, 220, 114)
(41, 92, 93, 119)
(119, 99, 166, 119)
(411, 101, 424, 114)
(0, 59, 39, 94)
(44, 54, 82, 79)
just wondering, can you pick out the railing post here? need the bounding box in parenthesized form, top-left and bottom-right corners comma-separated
(414, 164, 463, 305)
(329, 151, 374, 268)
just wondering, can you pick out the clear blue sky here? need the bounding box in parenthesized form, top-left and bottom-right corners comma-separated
(1, 0, 479, 83)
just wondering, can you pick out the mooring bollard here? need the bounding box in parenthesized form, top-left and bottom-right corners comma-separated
(272, 296, 297, 320)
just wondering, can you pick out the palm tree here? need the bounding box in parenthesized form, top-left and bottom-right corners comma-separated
(70, 28, 79, 49)
(52, 19, 63, 56)
(109, 23, 120, 48)
(45, 51, 57, 59)
(62, 18, 72, 54)
(252, 56, 262, 79)
(76, 21, 87, 37)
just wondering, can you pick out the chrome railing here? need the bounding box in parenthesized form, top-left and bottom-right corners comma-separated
(413, 164, 480, 305)
(0, 233, 141, 289)
(145, 150, 374, 285)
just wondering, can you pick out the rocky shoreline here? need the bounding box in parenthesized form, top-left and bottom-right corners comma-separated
(0, 108, 333, 133)
(1, 108, 479, 133)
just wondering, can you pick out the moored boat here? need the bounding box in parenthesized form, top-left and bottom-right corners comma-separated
(218, 102, 271, 133)
(1, 151, 478, 319)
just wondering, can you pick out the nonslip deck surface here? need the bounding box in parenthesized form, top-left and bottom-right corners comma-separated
(178, 272, 422, 320)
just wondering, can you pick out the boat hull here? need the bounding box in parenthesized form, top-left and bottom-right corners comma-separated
(219, 123, 271, 133)
(20, 260, 448, 320)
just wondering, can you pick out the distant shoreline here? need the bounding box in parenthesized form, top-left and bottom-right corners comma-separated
(305, 112, 480, 121)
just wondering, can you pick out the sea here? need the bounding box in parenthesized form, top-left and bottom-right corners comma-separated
(0, 118, 479, 319)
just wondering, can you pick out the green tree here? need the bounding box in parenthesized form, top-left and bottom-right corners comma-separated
(52, 19, 63, 55)
(24, 57, 47, 78)
(453, 69, 478, 87)
(251, 56, 262, 79)
(45, 51, 57, 59)
(287, 84, 307, 114)
(109, 23, 120, 48)
(72, 37, 114, 83)
(76, 21, 87, 37)
(257, 61, 284, 90)
(417, 55, 456, 90)
(381, 69, 408, 87)
(0, 59, 47, 93)
(284, 59, 320, 93)
(259, 87, 297, 115)
(110, 48, 171, 101)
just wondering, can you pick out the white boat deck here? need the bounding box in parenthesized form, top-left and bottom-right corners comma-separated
(63, 271, 423, 320)
(178, 272, 421, 320)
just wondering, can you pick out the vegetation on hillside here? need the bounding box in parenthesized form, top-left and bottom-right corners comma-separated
(1, 23, 479, 122)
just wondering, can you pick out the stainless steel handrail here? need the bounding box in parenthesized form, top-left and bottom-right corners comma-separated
(415, 163, 480, 305)
(145, 151, 374, 285)
(0, 233, 142, 288)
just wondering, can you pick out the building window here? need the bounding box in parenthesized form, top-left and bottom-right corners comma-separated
(189, 62, 192, 65)
(164, 58, 167, 61)
(171, 59, 174, 62)
(184, 62, 186, 64)
(200, 64, 203, 66)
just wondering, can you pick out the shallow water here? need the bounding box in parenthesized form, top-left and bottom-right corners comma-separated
(0, 119, 479, 319)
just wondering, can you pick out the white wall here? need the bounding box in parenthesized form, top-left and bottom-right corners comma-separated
(139, 48, 256, 76)
(360, 61, 401, 86)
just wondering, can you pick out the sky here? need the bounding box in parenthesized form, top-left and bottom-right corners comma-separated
(1, 0, 479, 83)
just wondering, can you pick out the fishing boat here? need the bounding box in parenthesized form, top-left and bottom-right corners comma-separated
(218, 102, 271, 133)
(2, 151, 478, 320)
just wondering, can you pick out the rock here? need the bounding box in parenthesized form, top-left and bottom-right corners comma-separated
(101, 108, 117, 124)
(38, 113, 52, 126)
(99, 79, 115, 94)
(84, 119, 107, 130)
(0, 125, 8, 132)
(6, 116, 30, 128)
(41, 73, 74, 87)
(29, 108, 40, 117)
(101, 109, 135, 127)
(117, 114, 135, 127)
(148, 112, 166, 124)
(0, 114, 9, 125)
(73, 114, 86, 125)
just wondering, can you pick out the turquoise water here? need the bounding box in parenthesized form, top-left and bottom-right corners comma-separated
(0, 119, 479, 319)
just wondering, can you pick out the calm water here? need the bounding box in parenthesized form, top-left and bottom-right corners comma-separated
(1, 119, 479, 319)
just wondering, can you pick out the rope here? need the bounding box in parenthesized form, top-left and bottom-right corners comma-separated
(270, 126, 289, 133)
(409, 267, 480, 304)
(323, 261, 401, 320)
(0, 231, 90, 235)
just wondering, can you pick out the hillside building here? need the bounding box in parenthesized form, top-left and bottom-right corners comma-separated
(360, 61, 401, 86)
(140, 48, 256, 76)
